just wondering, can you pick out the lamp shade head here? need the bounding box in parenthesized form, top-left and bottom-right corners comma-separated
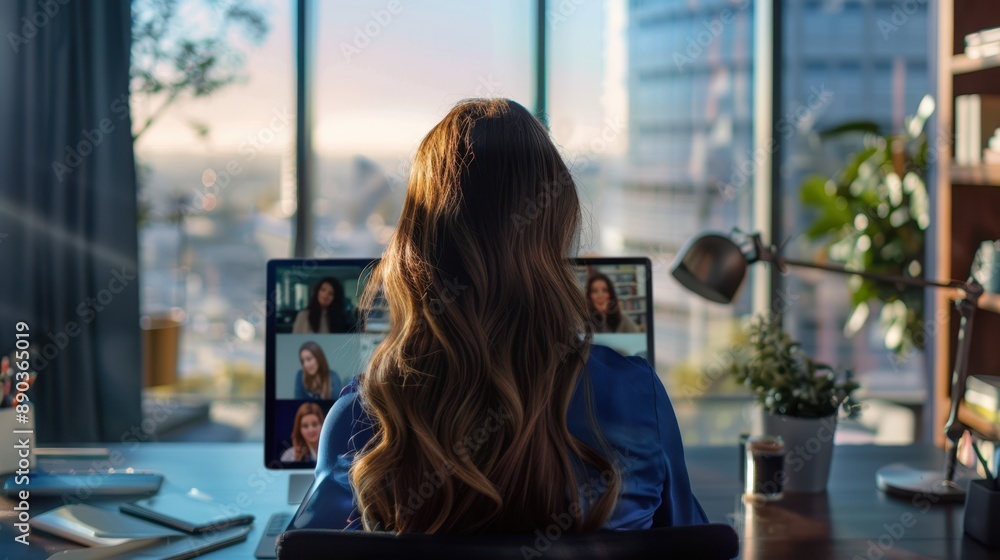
(671, 233, 749, 304)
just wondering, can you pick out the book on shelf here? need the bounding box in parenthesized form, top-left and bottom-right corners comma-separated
(959, 433, 1000, 479)
(966, 27, 1000, 59)
(959, 374, 1000, 477)
(955, 95, 1000, 166)
(965, 41, 1000, 60)
(965, 375, 1000, 431)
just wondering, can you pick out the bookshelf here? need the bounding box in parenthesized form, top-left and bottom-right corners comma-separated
(951, 52, 1000, 75)
(947, 289, 1000, 315)
(978, 292, 1000, 314)
(932, 1, 1000, 446)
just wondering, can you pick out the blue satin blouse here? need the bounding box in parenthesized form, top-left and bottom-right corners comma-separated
(288, 344, 708, 531)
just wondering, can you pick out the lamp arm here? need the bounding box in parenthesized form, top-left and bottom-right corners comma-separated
(776, 257, 966, 291)
(945, 295, 979, 482)
(742, 232, 973, 291)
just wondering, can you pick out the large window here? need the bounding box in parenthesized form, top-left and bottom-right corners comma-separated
(133, 0, 780, 444)
(778, 0, 930, 443)
(551, 0, 757, 443)
(311, 0, 535, 258)
(133, 0, 294, 398)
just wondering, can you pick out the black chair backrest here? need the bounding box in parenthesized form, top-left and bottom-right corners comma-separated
(277, 523, 739, 560)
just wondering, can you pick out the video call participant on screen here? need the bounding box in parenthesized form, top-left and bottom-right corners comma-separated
(291, 99, 706, 533)
(281, 402, 326, 462)
(292, 277, 353, 334)
(295, 341, 341, 400)
(586, 273, 641, 334)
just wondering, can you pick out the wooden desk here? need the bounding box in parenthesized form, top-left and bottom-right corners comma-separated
(0, 444, 994, 559)
(688, 445, 993, 559)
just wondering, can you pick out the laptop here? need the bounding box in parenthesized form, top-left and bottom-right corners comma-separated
(255, 257, 654, 557)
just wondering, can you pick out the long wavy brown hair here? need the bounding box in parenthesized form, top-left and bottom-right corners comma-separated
(352, 99, 620, 534)
(299, 341, 332, 399)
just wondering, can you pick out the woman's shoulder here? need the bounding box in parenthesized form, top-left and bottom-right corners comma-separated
(573, 345, 661, 428)
(567, 345, 662, 453)
(617, 313, 641, 333)
(586, 344, 655, 380)
(292, 310, 310, 333)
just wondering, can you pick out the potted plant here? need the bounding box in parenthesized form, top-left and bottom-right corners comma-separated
(727, 314, 860, 493)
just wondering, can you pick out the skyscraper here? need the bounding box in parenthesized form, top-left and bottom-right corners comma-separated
(621, 0, 929, 388)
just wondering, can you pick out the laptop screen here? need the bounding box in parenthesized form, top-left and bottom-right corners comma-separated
(265, 257, 653, 469)
(574, 257, 654, 364)
(265, 259, 382, 470)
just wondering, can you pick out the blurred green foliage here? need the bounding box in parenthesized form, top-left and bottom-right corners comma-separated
(800, 96, 934, 355)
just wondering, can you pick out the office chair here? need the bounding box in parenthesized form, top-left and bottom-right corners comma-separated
(276, 524, 740, 560)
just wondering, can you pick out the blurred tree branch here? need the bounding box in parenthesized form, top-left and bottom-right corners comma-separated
(130, 0, 269, 142)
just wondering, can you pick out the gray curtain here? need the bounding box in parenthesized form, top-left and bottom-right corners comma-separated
(0, 0, 141, 442)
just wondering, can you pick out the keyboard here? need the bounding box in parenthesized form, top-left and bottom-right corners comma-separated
(254, 512, 292, 559)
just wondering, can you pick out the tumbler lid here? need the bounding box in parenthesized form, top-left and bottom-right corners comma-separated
(747, 435, 784, 453)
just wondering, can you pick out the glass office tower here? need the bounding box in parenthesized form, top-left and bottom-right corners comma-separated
(616, 0, 928, 411)
(618, 0, 755, 381)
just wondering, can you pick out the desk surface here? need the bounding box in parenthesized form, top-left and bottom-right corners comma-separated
(0, 443, 993, 559)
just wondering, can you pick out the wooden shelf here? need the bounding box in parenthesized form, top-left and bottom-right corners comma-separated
(980, 292, 1000, 314)
(934, 0, 1000, 448)
(952, 52, 1000, 75)
(959, 404, 1000, 441)
(950, 165, 1000, 186)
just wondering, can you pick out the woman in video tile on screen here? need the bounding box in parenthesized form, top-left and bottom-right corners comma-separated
(292, 277, 352, 334)
(294, 341, 341, 400)
(291, 98, 706, 534)
(586, 272, 641, 334)
(281, 402, 325, 462)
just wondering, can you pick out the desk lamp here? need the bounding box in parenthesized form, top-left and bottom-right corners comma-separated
(672, 230, 982, 501)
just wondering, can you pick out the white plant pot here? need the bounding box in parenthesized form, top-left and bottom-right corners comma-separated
(762, 412, 838, 493)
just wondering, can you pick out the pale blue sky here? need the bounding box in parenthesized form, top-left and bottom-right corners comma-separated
(134, 0, 621, 157)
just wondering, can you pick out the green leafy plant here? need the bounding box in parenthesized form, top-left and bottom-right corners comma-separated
(727, 315, 860, 419)
(799, 96, 935, 355)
